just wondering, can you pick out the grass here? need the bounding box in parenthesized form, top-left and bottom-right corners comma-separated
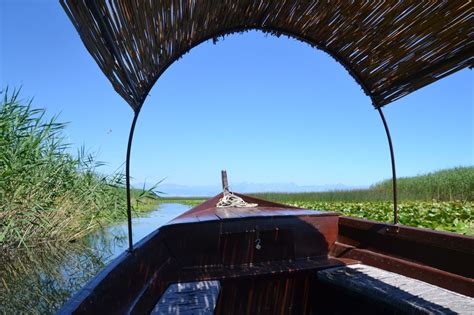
(0, 88, 159, 254)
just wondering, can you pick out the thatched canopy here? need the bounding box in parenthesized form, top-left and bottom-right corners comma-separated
(61, 1, 472, 112)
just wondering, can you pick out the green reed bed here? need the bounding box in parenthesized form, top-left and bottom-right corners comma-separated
(372, 167, 474, 201)
(251, 167, 474, 235)
(0, 89, 158, 254)
(253, 167, 474, 203)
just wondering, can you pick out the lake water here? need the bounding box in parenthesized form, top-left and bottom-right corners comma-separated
(0, 203, 192, 314)
(87, 203, 191, 262)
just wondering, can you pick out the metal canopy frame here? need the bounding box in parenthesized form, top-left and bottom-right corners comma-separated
(90, 6, 400, 253)
(62, 1, 473, 252)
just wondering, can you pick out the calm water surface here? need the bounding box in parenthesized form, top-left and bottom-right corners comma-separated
(88, 203, 191, 261)
(0, 203, 191, 314)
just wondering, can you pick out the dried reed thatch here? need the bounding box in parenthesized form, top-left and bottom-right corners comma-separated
(61, 1, 472, 112)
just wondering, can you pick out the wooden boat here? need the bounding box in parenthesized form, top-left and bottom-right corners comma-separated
(58, 172, 473, 314)
(57, 1, 473, 313)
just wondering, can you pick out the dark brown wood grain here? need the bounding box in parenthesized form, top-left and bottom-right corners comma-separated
(57, 194, 474, 314)
(333, 216, 474, 297)
(215, 273, 315, 315)
(336, 216, 474, 278)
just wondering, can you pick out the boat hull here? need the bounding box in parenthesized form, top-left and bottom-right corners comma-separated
(57, 195, 474, 314)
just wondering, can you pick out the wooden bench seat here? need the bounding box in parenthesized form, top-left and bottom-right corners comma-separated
(151, 281, 220, 314)
(317, 264, 474, 314)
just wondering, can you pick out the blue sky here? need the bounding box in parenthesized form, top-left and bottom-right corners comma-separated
(1, 1, 473, 190)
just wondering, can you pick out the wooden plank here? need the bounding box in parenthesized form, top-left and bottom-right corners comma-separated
(318, 264, 474, 314)
(171, 257, 358, 283)
(214, 207, 335, 219)
(271, 209, 333, 216)
(195, 213, 220, 222)
(215, 207, 242, 219)
(337, 216, 474, 278)
(151, 281, 220, 315)
(167, 216, 200, 224)
(215, 272, 314, 314)
(331, 242, 474, 297)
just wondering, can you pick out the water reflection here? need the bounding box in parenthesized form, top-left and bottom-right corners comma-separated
(0, 203, 191, 314)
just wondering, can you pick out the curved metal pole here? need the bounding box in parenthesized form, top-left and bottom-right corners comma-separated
(377, 108, 398, 225)
(126, 110, 141, 252)
(88, 0, 143, 251)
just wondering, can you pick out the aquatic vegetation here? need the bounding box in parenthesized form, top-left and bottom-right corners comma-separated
(0, 88, 159, 253)
(287, 201, 473, 236)
(252, 167, 474, 203)
(371, 167, 474, 201)
(159, 167, 474, 235)
(1, 203, 191, 314)
(165, 196, 474, 235)
(0, 242, 110, 314)
(250, 168, 474, 235)
(157, 197, 206, 206)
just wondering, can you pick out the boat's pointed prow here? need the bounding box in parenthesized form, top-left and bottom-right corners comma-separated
(168, 189, 335, 225)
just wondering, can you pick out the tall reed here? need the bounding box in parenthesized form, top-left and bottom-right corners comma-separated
(252, 166, 474, 203)
(0, 88, 157, 253)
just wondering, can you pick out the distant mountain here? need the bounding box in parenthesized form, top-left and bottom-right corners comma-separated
(134, 182, 360, 197)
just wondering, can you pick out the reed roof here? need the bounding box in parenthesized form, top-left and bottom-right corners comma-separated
(61, 1, 473, 112)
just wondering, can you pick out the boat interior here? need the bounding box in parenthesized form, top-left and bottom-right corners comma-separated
(57, 2, 473, 313)
(59, 192, 473, 314)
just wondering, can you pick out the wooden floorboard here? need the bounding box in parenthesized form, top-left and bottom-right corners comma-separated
(318, 264, 474, 314)
(170, 257, 358, 283)
(151, 280, 220, 315)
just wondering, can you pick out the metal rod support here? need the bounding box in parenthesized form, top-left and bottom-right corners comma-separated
(377, 108, 398, 225)
(126, 111, 141, 252)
